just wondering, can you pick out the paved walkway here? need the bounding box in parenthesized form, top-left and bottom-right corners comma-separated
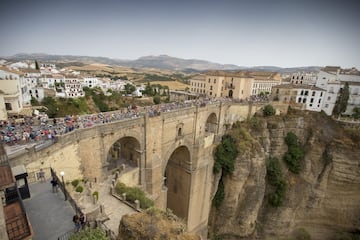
(23, 180, 76, 240)
(95, 176, 136, 234)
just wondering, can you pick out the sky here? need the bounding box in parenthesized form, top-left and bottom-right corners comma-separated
(0, 0, 359, 68)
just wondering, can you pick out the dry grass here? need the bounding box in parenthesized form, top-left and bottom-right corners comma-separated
(151, 81, 189, 90)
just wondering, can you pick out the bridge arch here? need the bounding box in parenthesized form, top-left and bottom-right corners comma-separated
(107, 136, 141, 185)
(205, 112, 218, 134)
(163, 145, 191, 220)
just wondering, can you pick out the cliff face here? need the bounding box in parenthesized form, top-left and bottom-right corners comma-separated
(209, 111, 360, 240)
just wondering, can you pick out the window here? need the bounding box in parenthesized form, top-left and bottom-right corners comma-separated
(327, 96, 331, 100)
(325, 104, 329, 108)
(214, 79, 216, 83)
(301, 90, 304, 95)
(318, 99, 321, 103)
(178, 128, 182, 136)
(303, 98, 306, 103)
(208, 78, 210, 83)
(310, 98, 314, 103)
(5, 103, 12, 110)
(312, 91, 315, 96)
(320, 92, 323, 97)
(210, 92, 212, 96)
(298, 98, 302, 103)
(210, 86, 213, 90)
(305, 91, 309, 96)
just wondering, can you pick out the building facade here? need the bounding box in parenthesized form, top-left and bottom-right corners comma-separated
(290, 72, 317, 85)
(190, 71, 282, 100)
(271, 84, 325, 112)
(316, 66, 360, 115)
(0, 67, 24, 117)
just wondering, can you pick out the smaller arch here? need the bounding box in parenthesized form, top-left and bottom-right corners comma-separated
(228, 90, 233, 98)
(205, 113, 218, 134)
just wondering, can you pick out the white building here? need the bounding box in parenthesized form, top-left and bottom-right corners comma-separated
(0, 67, 24, 117)
(295, 85, 325, 112)
(316, 66, 360, 115)
(290, 72, 318, 85)
(82, 77, 99, 88)
(29, 87, 45, 103)
(64, 77, 84, 98)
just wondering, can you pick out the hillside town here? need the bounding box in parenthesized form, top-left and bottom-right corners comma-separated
(1, 59, 360, 240)
(1, 60, 359, 121)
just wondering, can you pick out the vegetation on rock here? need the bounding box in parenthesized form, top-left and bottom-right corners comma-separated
(69, 228, 110, 240)
(266, 157, 287, 207)
(333, 82, 350, 116)
(213, 134, 238, 176)
(115, 182, 154, 209)
(263, 104, 276, 117)
(283, 132, 305, 174)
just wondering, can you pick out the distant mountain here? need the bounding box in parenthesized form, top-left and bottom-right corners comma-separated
(4, 53, 321, 73)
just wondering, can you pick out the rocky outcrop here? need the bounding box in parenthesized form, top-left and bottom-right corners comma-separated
(209, 111, 360, 240)
(117, 209, 200, 240)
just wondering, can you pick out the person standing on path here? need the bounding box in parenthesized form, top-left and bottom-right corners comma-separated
(51, 177, 58, 193)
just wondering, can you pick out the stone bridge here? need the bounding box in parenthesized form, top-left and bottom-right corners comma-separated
(9, 102, 287, 236)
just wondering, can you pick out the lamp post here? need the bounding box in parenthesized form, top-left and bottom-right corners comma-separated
(60, 171, 67, 201)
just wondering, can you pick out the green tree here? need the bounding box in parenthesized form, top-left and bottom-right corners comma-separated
(266, 157, 287, 207)
(352, 107, 360, 119)
(283, 132, 304, 174)
(153, 95, 161, 104)
(263, 104, 276, 117)
(41, 97, 58, 118)
(30, 97, 40, 106)
(35, 60, 40, 70)
(333, 82, 350, 116)
(213, 135, 238, 176)
(124, 83, 136, 95)
(143, 82, 154, 96)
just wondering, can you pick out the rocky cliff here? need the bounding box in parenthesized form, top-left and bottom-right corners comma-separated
(117, 208, 200, 240)
(209, 110, 360, 240)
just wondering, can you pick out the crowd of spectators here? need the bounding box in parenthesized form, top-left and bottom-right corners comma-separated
(1, 96, 268, 146)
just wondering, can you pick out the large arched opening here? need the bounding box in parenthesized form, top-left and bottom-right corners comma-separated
(205, 113, 217, 135)
(107, 137, 141, 184)
(164, 146, 191, 220)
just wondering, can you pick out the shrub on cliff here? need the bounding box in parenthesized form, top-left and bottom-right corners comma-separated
(263, 104, 276, 117)
(266, 157, 287, 207)
(283, 132, 304, 174)
(213, 134, 238, 176)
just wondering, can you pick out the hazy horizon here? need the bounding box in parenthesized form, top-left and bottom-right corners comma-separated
(1, 0, 359, 68)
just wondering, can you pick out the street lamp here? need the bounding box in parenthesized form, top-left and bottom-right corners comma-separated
(60, 171, 67, 201)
